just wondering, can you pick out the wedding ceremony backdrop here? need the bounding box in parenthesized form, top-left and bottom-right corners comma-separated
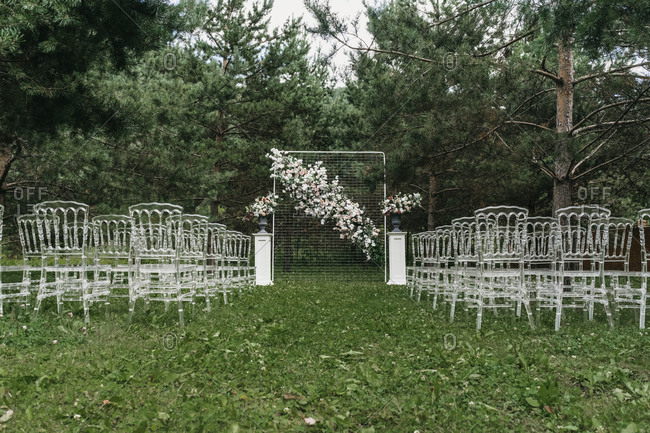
(271, 151, 386, 281)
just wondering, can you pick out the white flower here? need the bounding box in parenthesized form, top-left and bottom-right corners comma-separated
(268, 151, 379, 260)
(304, 417, 316, 425)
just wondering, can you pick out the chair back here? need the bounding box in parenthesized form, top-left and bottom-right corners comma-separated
(452, 217, 478, 263)
(555, 205, 610, 263)
(474, 206, 528, 263)
(524, 216, 559, 264)
(128, 203, 183, 259)
(34, 201, 89, 257)
(603, 218, 634, 272)
(207, 223, 226, 260)
(92, 215, 131, 259)
(637, 209, 650, 274)
(176, 214, 209, 260)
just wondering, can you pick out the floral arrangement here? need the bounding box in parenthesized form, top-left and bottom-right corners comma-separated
(381, 192, 422, 215)
(267, 148, 380, 261)
(245, 192, 280, 219)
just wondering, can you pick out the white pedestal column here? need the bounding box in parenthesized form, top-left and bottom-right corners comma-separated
(387, 231, 407, 285)
(254, 233, 273, 286)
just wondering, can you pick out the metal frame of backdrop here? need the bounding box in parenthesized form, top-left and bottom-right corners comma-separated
(271, 151, 387, 282)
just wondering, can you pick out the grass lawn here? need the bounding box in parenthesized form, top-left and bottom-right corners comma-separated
(0, 275, 649, 432)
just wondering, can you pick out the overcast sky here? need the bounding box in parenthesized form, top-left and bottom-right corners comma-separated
(267, 0, 372, 83)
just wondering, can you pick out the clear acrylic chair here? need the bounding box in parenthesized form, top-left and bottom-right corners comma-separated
(450, 217, 479, 322)
(128, 203, 191, 327)
(524, 216, 560, 317)
(611, 211, 648, 329)
(16, 214, 47, 294)
(33, 201, 109, 323)
(175, 214, 209, 312)
(603, 218, 634, 322)
(474, 206, 534, 330)
(92, 215, 132, 300)
(431, 225, 456, 311)
(416, 231, 439, 302)
(0, 205, 31, 314)
(241, 233, 255, 287)
(407, 232, 426, 298)
(204, 223, 228, 308)
(222, 230, 246, 292)
(554, 205, 613, 331)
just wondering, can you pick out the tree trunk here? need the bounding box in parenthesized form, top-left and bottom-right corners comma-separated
(553, 172, 571, 212)
(0, 142, 19, 207)
(553, 39, 574, 211)
(427, 173, 436, 230)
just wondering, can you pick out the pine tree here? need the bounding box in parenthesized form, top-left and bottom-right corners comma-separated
(0, 0, 181, 206)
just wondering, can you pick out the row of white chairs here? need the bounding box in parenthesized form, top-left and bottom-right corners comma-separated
(0, 202, 254, 326)
(408, 205, 648, 330)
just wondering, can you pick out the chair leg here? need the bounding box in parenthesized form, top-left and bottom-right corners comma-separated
(450, 293, 457, 323)
(524, 300, 535, 330)
(128, 299, 136, 323)
(554, 293, 563, 332)
(177, 300, 185, 328)
(604, 301, 614, 328)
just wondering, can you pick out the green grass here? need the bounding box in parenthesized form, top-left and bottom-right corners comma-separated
(0, 278, 649, 432)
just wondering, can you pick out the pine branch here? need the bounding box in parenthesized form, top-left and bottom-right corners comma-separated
(530, 69, 562, 84)
(573, 61, 650, 85)
(475, 29, 535, 58)
(429, 0, 499, 28)
(572, 117, 650, 136)
(571, 98, 650, 133)
(326, 31, 437, 63)
(511, 88, 556, 115)
(503, 120, 555, 132)
(573, 136, 650, 180)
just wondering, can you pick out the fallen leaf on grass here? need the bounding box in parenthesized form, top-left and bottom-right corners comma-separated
(282, 393, 303, 400)
(0, 409, 14, 423)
